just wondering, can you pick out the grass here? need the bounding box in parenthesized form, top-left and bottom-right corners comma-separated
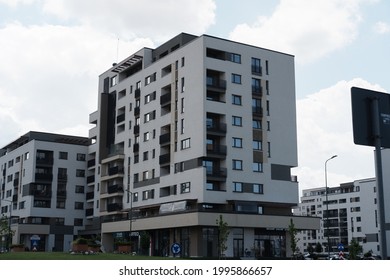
(0, 252, 167, 260)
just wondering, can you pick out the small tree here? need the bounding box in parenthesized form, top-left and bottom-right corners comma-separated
(306, 244, 314, 254)
(288, 218, 299, 258)
(140, 231, 150, 255)
(0, 215, 14, 247)
(349, 238, 362, 260)
(315, 242, 323, 253)
(216, 215, 229, 259)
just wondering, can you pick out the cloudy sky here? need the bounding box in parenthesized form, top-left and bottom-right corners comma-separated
(0, 0, 389, 194)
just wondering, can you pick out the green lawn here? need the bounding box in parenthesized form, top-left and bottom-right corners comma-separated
(0, 252, 167, 260)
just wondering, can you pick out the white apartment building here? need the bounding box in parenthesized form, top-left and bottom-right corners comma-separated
(87, 33, 319, 258)
(0, 131, 89, 252)
(294, 178, 380, 256)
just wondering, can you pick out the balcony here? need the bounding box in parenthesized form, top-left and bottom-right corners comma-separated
(206, 77, 227, 92)
(206, 167, 227, 181)
(159, 133, 171, 145)
(56, 190, 67, 198)
(57, 173, 68, 182)
(116, 113, 125, 123)
(135, 88, 140, 98)
(252, 106, 263, 117)
(206, 122, 227, 135)
(85, 208, 94, 217)
(87, 158, 96, 168)
(87, 175, 95, 184)
(36, 157, 54, 165)
(107, 203, 123, 212)
(159, 153, 171, 165)
(206, 144, 227, 157)
(107, 184, 124, 194)
(108, 166, 124, 176)
(35, 173, 53, 181)
(252, 86, 263, 97)
(86, 191, 94, 200)
(160, 92, 171, 105)
(134, 106, 140, 116)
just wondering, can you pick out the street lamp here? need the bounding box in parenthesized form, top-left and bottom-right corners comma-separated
(325, 155, 337, 259)
(124, 189, 133, 240)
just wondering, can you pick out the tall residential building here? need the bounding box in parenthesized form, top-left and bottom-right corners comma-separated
(294, 178, 380, 256)
(87, 33, 318, 258)
(0, 131, 89, 252)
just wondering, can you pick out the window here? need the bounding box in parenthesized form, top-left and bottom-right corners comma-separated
(267, 142, 271, 157)
(233, 159, 243, 170)
(74, 219, 83, 226)
(181, 182, 191, 193)
(56, 200, 65, 209)
(265, 60, 269, 75)
(181, 138, 191, 149)
(253, 140, 262, 150)
(233, 182, 243, 192)
(232, 95, 242, 105)
(75, 202, 84, 210)
(181, 118, 185, 134)
(133, 192, 138, 202)
(59, 152, 68, 160)
(77, 153, 86, 161)
(111, 76, 117, 87)
(230, 53, 241, 63)
(231, 74, 241, 84)
(252, 162, 263, 172)
(252, 78, 261, 94)
(143, 170, 149, 180)
(144, 132, 150, 142)
(143, 151, 148, 161)
(232, 116, 242, 126)
(251, 57, 262, 75)
(181, 57, 185, 67)
(232, 137, 243, 148)
(75, 185, 84, 193)
(76, 169, 85, 177)
(253, 119, 262, 129)
(181, 77, 185, 92)
(24, 152, 29, 160)
(253, 184, 264, 194)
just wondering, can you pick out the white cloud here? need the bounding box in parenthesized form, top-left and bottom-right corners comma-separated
(373, 21, 390, 34)
(295, 78, 386, 193)
(0, 22, 153, 146)
(228, 0, 366, 63)
(41, 0, 216, 41)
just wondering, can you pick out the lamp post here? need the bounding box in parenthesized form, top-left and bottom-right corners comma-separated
(124, 189, 133, 241)
(325, 155, 337, 259)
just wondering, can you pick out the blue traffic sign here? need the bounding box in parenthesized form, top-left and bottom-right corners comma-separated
(338, 243, 344, 251)
(171, 243, 181, 255)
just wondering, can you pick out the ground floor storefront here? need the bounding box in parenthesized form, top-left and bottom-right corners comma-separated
(101, 212, 320, 258)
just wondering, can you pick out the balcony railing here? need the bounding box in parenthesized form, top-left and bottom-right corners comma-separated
(107, 203, 123, 212)
(108, 184, 124, 194)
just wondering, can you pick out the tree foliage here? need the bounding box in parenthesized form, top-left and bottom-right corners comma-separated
(349, 238, 362, 260)
(288, 218, 300, 257)
(216, 215, 229, 259)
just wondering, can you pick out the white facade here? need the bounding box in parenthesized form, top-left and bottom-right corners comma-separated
(0, 132, 89, 252)
(294, 178, 380, 256)
(87, 33, 319, 258)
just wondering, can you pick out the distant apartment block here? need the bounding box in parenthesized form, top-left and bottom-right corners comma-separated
(294, 178, 380, 255)
(0, 131, 89, 252)
(87, 33, 318, 258)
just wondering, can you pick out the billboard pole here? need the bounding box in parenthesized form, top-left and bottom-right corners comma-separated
(372, 97, 388, 259)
